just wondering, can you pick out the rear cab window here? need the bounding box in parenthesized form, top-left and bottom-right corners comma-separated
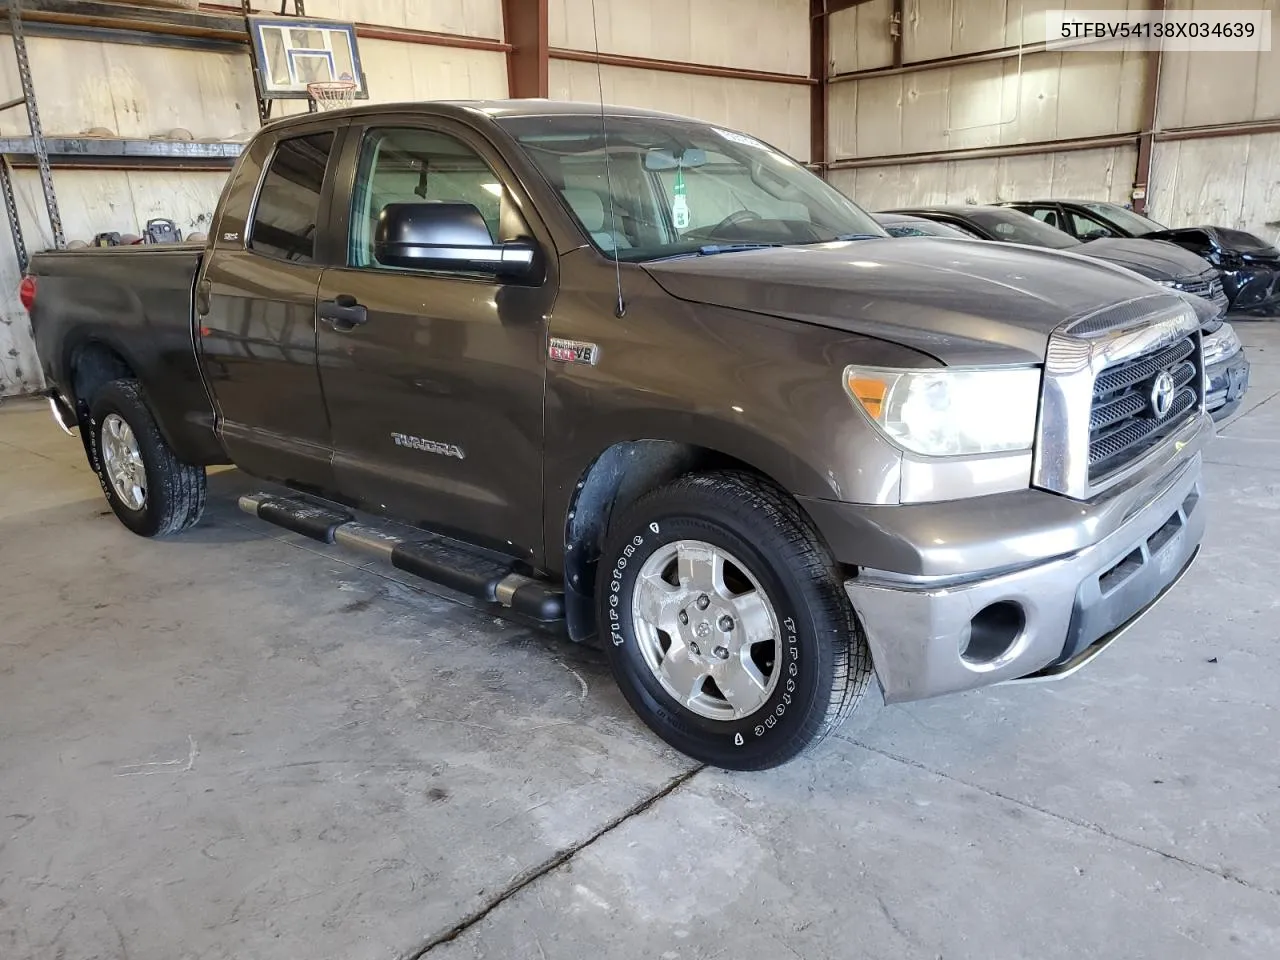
(249, 131, 335, 263)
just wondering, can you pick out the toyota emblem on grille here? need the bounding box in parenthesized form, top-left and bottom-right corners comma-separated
(1150, 370, 1177, 418)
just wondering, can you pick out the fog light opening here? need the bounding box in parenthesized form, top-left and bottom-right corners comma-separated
(962, 601, 1025, 666)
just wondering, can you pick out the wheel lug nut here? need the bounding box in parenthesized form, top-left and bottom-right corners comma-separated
(679, 610, 689, 625)
(696, 594, 710, 610)
(718, 615, 734, 631)
(689, 642, 701, 656)
(714, 646, 729, 660)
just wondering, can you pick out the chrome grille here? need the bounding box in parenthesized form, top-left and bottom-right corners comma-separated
(1088, 333, 1202, 482)
(1173, 273, 1227, 311)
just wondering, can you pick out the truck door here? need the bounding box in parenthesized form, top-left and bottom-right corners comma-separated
(197, 127, 340, 492)
(314, 119, 555, 564)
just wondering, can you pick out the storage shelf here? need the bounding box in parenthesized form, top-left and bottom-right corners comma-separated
(0, 137, 243, 170)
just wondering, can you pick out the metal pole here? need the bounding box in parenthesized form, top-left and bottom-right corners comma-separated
(0, 156, 28, 273)
(7, 0, 62, 248)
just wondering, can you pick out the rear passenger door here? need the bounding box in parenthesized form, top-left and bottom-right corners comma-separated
(198, 125, 342, 492)
(314, 118, 556, 563)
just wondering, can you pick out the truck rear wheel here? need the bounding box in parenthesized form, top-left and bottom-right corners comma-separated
(87, 379, 206, 538)
(596, 471, 872, 770)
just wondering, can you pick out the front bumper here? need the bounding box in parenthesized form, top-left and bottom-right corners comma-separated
(1223, 262, 1280, 314)
(1205, 345, 1250, 417)
(840, 426, 1208, 704)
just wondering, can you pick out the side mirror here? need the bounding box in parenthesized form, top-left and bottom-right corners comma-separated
(374, 202, 537, 280)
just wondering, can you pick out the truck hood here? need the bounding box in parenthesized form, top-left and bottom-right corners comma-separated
(1078, 237, 1212, 280)
(641, 238, 1176, 365)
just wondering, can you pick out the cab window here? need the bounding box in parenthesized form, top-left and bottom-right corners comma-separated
(249, 131, 335, 263)
(349, 127, 518, 270)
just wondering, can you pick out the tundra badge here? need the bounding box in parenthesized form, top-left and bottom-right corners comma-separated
(392, 433, 465, 460)
(549, 338, 600, 365)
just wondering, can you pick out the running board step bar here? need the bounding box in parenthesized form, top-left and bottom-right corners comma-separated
(239, 493, 564, 622)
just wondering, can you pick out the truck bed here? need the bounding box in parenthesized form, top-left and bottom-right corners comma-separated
(28, 244, 224, 465)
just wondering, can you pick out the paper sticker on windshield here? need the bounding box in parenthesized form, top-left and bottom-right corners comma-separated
(712, 128, 762, 148)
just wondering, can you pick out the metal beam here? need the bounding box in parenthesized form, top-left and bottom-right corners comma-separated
(830, 40, 1052, 83)
(827, 133, 1139, 170)
(809, 0, 828, 174)
(891, 0, 903, 68)
(1156, 119, 1280, 142)
(549, 48, 814, 86)
(1132, 0, 1165, 214)
(501, 0, 549, 98)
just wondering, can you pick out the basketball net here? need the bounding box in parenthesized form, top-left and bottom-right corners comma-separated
(306, 79, 357, 112)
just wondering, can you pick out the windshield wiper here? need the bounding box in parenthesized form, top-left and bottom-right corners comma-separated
(696, 243, 784, 256)
(832, 233, 884, 241)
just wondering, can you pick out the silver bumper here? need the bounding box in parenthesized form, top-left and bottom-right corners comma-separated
(845, 443, 1206, 704)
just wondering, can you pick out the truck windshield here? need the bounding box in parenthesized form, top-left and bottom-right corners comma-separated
(498, 114, 886, 261)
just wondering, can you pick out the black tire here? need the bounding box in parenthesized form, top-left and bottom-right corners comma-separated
(597, 470, 872, 770)
(87, 378, 207, 538)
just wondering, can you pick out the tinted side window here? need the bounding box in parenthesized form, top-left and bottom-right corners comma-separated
(350, 127, 509, 269)
(1025, 206, 1064, 231)
(250, 131, 334, 263)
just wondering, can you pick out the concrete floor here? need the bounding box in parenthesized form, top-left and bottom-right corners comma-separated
(2, 327, 1279, 960)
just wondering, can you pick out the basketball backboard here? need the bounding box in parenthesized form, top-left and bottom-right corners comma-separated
(247, 16, 367, 100)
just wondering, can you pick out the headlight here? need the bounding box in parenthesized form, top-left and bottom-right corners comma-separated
(844, 365, 1041, 457)
(1202, 323, 1241, 366)
(1157, 279, 1179, 288)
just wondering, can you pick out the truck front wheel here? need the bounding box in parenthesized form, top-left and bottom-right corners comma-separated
(87, 379, 207, 538)
(596, 471, 873, 770)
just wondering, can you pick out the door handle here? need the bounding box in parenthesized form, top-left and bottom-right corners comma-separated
(196, 278, 211, 317)
(318, 294, 368, 332)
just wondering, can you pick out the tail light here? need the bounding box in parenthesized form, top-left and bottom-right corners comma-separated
(18, 275, 35, 311)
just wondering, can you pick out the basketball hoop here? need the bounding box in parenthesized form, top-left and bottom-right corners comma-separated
(306, 79, 357, 111)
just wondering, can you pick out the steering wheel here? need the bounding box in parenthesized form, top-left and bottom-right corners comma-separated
(709, 209, 762, 233)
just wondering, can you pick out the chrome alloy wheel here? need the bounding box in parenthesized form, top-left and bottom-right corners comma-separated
(631, 539, 782, 721)
(101, 413, 147, 511)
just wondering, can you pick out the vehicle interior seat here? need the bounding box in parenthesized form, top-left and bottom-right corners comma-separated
(1041, 210, 1060, 229)
(561, 187, 632, 252)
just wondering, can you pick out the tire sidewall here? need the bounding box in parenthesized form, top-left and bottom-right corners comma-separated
(600, 508, 833, 767)
(89, 384, 164, 537)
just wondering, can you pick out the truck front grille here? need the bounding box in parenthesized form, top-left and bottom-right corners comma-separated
(1174, 275, 1222, 300)
(1088, 334, 1201, 482)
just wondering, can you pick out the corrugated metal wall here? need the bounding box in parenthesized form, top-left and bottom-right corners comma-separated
(1149, 0, 1280, 243)
(826, 0, 1280, 249)
(0, 0, 509, 396)
(548, 0, 811, 160)
(833, 145, 1137, 209)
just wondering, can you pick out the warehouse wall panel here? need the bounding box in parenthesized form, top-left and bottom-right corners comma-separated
(829, 0, 894, 74)
(829, 50, 1142, 160)
(1157, 0, 1279, 128)
(902, 0, 1138, 60)
(549, 60, 811, 161)
(550, 0, 808, 75)
(1150, 134, 1280, 244)
(300, 0, 505, 37)
(829, 144, 1136, 212)
(0, 38, 258, 140)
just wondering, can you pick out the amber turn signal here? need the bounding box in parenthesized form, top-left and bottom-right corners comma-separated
(846, 373, 888, 419)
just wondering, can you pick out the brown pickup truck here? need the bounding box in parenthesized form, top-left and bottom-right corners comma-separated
(25, 100, 1211, 769)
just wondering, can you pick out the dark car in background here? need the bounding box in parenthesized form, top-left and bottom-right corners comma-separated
(1000, 199, 1280, 316)
(885, 204, 1250, 419)
(873, 213, 978, 240)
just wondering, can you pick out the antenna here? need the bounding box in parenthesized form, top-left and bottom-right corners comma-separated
(590, 0, 626, 318)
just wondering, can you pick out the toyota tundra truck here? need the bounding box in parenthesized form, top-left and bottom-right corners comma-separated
(24, 100, 1211, 770)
